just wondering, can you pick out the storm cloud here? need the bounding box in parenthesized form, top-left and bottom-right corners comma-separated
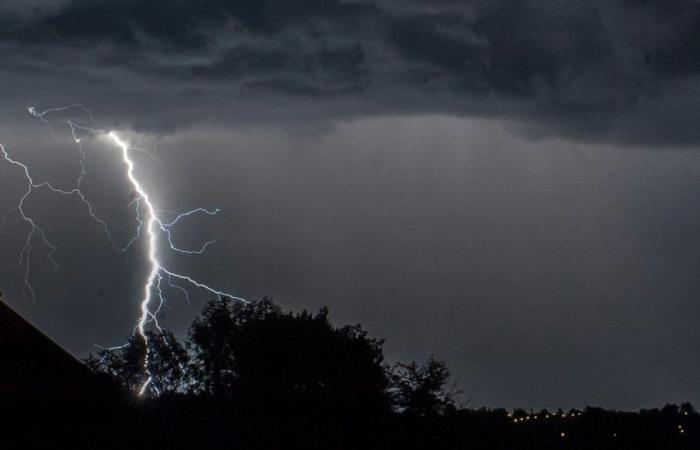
(2, 0, 700, 143)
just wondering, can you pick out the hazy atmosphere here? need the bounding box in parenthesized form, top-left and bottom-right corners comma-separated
(2, 0, 700, 410)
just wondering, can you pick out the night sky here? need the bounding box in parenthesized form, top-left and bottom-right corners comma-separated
(1, 0, 700, 410)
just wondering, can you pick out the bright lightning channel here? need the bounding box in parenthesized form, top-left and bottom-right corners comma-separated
(0, 105, 247, 396)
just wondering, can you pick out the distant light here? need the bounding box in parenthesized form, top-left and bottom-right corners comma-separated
(560, 432, 566, 438)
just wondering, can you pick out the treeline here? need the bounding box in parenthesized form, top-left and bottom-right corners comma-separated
(81, 297, 700, 450)
(86, 296, 457, 418)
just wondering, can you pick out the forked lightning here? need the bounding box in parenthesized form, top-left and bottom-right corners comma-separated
(0, 105, 246, 395)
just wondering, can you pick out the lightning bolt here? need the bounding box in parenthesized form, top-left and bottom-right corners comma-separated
(1, 105, 247, 395)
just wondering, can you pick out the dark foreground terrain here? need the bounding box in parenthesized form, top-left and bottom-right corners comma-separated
(2, 298, 697, 449)
(5, 395, 699, 450)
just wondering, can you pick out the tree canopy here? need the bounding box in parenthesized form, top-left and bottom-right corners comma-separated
(87, 296, 454, 417)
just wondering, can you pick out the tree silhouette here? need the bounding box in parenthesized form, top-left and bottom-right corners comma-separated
(85, 329, 188, 395)
(75, 297, 700, 450)
(147, 329, 190, 393)
(189, 297, 391, 411)
(187, 296, 253, 396)
(390, 357, 458, 417)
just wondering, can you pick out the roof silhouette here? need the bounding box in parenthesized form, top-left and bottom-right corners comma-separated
(0, 297, 133, 449)
(0, 297, 115, 400)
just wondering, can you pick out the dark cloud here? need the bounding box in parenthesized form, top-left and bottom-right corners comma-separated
(187, 42, 371, 95)
(3, 0, 700, 143)
(0, 0, 700, 144)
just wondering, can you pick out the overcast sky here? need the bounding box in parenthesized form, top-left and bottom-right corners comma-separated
(1, 0, 700, 409)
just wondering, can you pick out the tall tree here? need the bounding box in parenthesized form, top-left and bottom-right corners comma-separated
(188, 297, 392, 410)
(85, 329, 189, 395)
